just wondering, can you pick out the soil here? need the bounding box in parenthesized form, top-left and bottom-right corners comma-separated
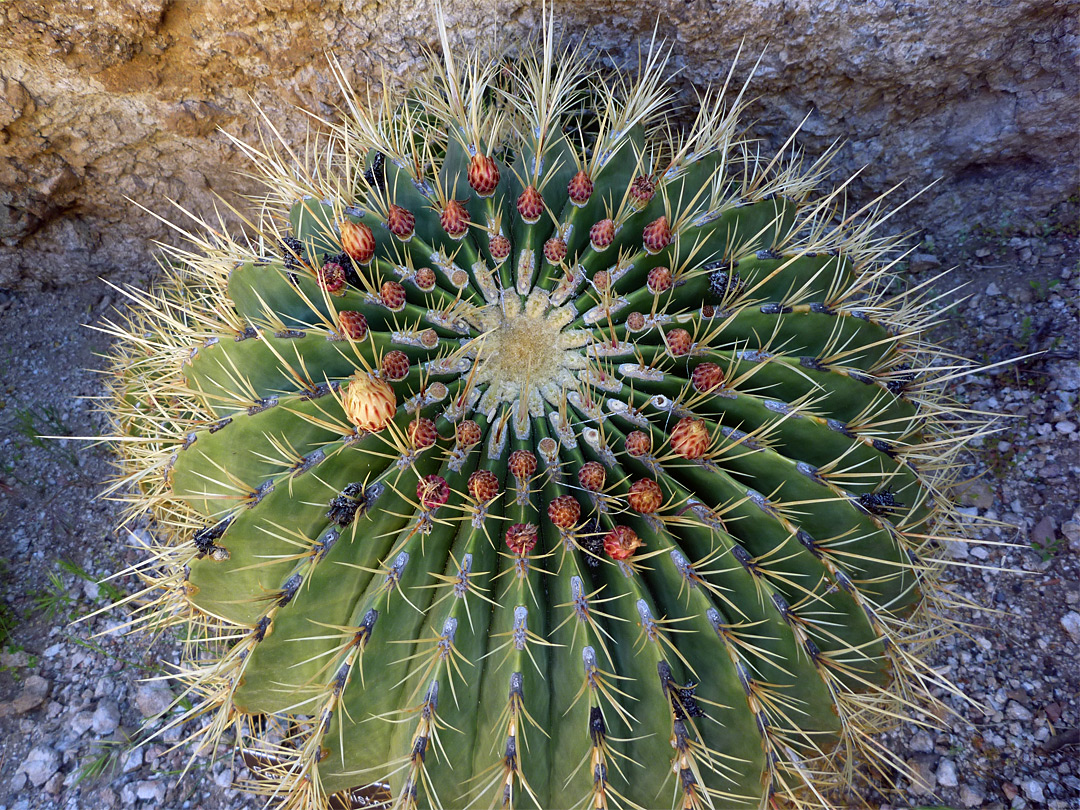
(0, 205, 1076, 809)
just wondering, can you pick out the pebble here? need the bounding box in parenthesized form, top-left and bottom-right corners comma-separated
(15, 746, 59, 788)
(906, 756, 937, 795)
(938, 758, 958, 787)
(134, 683, 174, 718)
(960, 784, 985, 807)
(69, 710, 95, 738)
(909, 729, 935, 753)
(120, 747, 143, 773)
(134, 780, 166, 802)
(1006, 700, 1034, 721)
(909, 252, 941, 272)
(1060, 611, 1080, 644)
(12, 676, 50, 714)
(1063, 519, 1080, 552)
(1056, 420, 1076, 433)
(91, 700, 120, 736)
(1022, 778, 1045, 803)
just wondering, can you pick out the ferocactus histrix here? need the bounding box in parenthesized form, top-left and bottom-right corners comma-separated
(102, 9, 983, 810)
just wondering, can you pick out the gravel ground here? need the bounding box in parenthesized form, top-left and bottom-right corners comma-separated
(0, 218, 1076, 809)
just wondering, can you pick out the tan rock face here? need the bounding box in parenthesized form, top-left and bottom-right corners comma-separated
(1, 0, 1075, 289)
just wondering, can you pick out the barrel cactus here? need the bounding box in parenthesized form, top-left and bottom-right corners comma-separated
(103, 14, 978, 810)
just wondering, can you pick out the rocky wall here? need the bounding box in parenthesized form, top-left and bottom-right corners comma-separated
(1, 0, 1076, 289)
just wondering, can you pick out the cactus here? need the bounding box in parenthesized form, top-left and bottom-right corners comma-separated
(101, 12, 984, 810)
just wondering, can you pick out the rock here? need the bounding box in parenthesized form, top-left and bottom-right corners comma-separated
(986, 281, 1002, 296)
(944, 537, 971, 560)
(1, 1, 1075, 290)
(12, 675, 50, 713)
(1060, 611, 1080, 644)
(1005, 700, 1033, 721)
(960, 784, 986, 807)
(135, 780, 166, 802)
(1021, 779, 1045, 803)
(909, 253, 941, 272)
(82, 579, 100, 601)
(134, 682, 174, 718)
(91, 787, 119, 809)
(959, 479, 995, 509)
(938, 758, 959, 788)
(15, 745, 60, 788)
(1055, 420, 1076, 433)
(906, 755, 938, 796)
(0, 648, 31, 668)
(1063, 519, 1080, 553)
(70, 710, 96, 738)
(909, 729, 935, 753)
(1030, 515, 1057, 546)
(91, 700, 121, 736)
(121, 746, 143, 773)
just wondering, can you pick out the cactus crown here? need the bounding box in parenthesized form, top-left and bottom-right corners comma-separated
(102, 9, 987, 810)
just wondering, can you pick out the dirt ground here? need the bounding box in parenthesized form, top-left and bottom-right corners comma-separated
(0, 202, 1077, 809)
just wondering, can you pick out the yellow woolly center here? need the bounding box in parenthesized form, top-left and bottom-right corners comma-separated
(470, 291, 588, 423)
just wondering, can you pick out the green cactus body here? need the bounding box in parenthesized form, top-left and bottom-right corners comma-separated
(103, 14, 978, 810)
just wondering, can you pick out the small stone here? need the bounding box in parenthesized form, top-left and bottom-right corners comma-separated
(937, 758, 958, 787)
(986, 281, 1001, 295)
(16, 746, 60, 788)
(91, 700, 121, 736)
(1063, 520, 1080, 553)
(214, 768, 234, 788)
(135, 780, 166, 802)
(0, 648, 30, 668)
(942, 535, 970, 559)
(1006, 700, 1033, 721)
(1060, 611, 1080, 643)
(909, 729, 935, 753)
(909, 252, 941, 272)
(960, 784, 985, 807)
(1031, 515, 1058, 546)
(959, 479, 995, 509)
(906, 756, 937, 796)
(70, 710, 95, 738)
(12, 675, 49, 713)
(121, 747, 143, 773)
(1055, 420, 1076, 433)
(1021, 779, 1045, 803)
(92, 787, 118, 809)
(970, 546, 990, 560)
(135, 683, 174, 718)
(1003, 781, 1019, 800)
(44, 771, 63, 794)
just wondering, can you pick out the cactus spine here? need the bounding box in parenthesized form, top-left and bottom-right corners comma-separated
(101, 10, 984, 810)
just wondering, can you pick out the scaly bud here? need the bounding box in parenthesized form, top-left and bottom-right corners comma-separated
(567, 170, 593, 206)
(516, 186, 544, 223)
(468, 153, 500, 197)
(340, 220, 375, 264)
(440, 199, 471, 239)
(342, 373, 396, 432)
(670, 418, 709, 459)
